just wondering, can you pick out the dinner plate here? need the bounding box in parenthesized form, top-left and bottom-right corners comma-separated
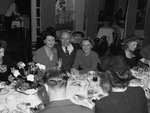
(16, 88, 38, 95)
(129, 79, 144, 87)
(73, 94, 87, 101)
(0, 88, 9, 95)
(70, 81, 81, 87)
(17, 102, 31, 110)
(75, 75, 87, 81)
(0, 82, 5, 89)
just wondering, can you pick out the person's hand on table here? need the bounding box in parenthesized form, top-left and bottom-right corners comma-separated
(130, 79, 142, 86)
(71, 68, 79, 75)
(131, 78, 141, 83)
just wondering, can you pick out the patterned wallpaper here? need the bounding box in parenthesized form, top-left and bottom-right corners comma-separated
(55, 0, 75, 30)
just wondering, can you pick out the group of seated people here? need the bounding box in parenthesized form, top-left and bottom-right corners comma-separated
(0, 26, 150, 112)
(1, 26, 150, 81)
(38, 55, 148, 113)
(34, 27, 150, 73)
(33, 27, 100, 75)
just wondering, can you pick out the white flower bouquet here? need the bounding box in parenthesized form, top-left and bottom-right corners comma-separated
(8, 62, 46, 92)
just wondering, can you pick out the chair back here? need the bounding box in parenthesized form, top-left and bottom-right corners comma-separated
(93, 36, 109, 57)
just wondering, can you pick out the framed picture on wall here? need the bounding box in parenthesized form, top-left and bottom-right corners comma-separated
(55, 0, 75, 31)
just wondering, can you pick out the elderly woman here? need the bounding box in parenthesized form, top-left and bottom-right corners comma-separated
(0, 40, 15, 82)
(71, 37, 99, 74)
(119, 35, 150, 68)
(95, 55, 148, 113)
(33, 28, 60, 70)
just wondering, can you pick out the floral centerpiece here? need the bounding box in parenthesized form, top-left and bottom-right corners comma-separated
(8, 62, 46, 93)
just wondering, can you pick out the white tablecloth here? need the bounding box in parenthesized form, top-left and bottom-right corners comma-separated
(66, 74, 107, 109)
(0, 88, 42, 112)
(130, 68, 150, 98)
(0, 74, 107, 112)
(44, 74, 107, 109)
(44, 76, 103, 109)
(97, 27, 114, 45)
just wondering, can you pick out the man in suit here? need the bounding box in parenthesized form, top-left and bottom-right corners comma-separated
(55, 30, 79, 72)
(39, 68, 93, 113)
(95, 56, 148, 113)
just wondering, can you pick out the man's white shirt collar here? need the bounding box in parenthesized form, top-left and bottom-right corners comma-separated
(62, 44, 74, 54)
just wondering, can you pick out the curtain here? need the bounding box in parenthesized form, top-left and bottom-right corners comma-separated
(41, 0, 56, 32)
(55, 0, 75, 30)
(99, 0, 105, 12)
(114, 0, 128, 17)
(143, 0, 150, 45)
(86, 0, 100, 39)
(0, 0, 10, 14)
(124, 0, 138, 39)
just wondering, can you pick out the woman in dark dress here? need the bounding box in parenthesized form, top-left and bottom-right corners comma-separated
(119, 35, 150, 68)
(0, 40, 15, 83)
(95, 55, 148, 113)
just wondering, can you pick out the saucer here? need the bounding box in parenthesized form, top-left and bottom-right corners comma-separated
(0, 89, 9, 95)
(17, 102, 31, 110)
(17, 88, 38, 95)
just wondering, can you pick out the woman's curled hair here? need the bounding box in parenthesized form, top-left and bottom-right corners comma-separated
(0, 40, 7, 49)
(41, 27, 56, 40)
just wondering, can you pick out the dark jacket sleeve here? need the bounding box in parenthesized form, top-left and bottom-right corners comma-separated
(72, 50, 80, 69)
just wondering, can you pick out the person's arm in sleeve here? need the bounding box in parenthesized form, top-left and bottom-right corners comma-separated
(72, 50, 80, 69)
(33, 50, 42, 63)
(140, 45, 150, 60)
(140, 58, 150, 67)
(140, 48, 148, 59)
(134, 49, 150, 67)
(71, 50, 80, 74)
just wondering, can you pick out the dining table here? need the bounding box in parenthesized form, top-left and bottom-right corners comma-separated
(129, 67, 150, 99)
(66, 72, 108, 109)
(1, 69, 149, 113)
(0, 84, 42, 113)
(0, 71, 107, 112)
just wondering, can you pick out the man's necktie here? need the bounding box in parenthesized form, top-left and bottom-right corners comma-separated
(65, 47, 69, 56)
